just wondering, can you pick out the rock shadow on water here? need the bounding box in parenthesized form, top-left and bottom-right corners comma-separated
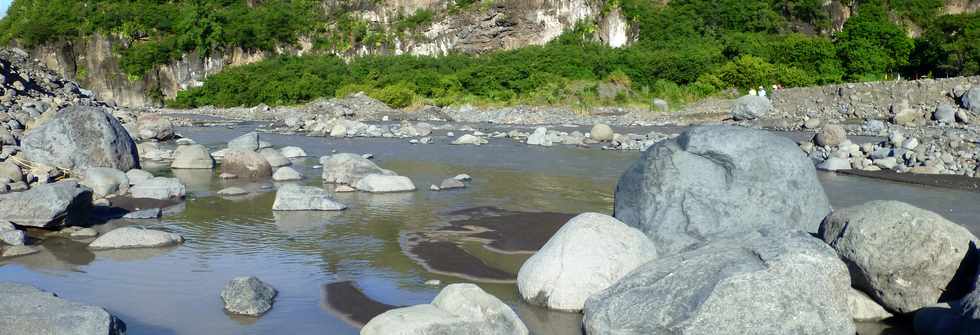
(403, 235, 516, 283)
(171, 169, 215, 195)
(91, 246, 180, 262)
(321, 281, 402, 328)
(442, 207, 575, 254)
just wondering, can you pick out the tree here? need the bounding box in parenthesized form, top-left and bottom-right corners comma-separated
(835, 0, 914, 80)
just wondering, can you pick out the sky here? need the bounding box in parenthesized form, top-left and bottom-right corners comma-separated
(0, 0, 10, 19)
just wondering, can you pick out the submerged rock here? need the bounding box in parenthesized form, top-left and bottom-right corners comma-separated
(614, 125, 831, 255)
(272, 184, 346, 211)
(0, 282, 126, 335)
(217, 187, 249, 196)
(21, 106, 139, 171)
(80, 167, 129, 198)
(0, 181, 92, 228)
(583, 231, 854, 335)
(280, 146, 307, 158)
(130, 177, 186, 200)
(517, 213, 656, 311)
(220, 276, 277, 316)
(88, 227, 184, 249)
(438, 178, 465, 190)
(320, 153, 396, 185)
(354, 174, 416, 193)
(362, 283, 529, 335)
(819, 201, 978, 313)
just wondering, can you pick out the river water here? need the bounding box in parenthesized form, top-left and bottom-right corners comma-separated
(2, 125, 979, 334)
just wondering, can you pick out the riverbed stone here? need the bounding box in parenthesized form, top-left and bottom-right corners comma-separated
(583, 230, 854, 335)
(217, 187, 249, 196)
(88, 227, 183, 249)
(963, 86, 980, 113)
(730, 95, 772, 121)
(354, 174, 416, 193)
(130, 177, 186, 200)
(362, 283, 529, 335)
(614, 125, 831, 255)
(0, 282, 126, 335)
(171, 144, 214, 169)
(517, 213, 657, 312)
(259, 148, 291, 168)
(272, 184, 346, 211)
(913, 243, 980, 335)
(228, 132, 260, 151)
(21, 106, 139, 171)
(527, 127, 552, 146)
(935, 104, 957, 123)
(819, 200, 978, 313)
(220, 276, 277, 316)
(123, 208, 162, 219)
(280, 146, 307, 158)
(135, 114, 175, 141)
(815, 124, 847, 147)
(125, 169, 153, 186)
(848, 288, 893, 321)
(1, 229, 26, 245)
(79, 167, 129, 198)
(451, 134, 487, 145)
(272, 166, 303, 181)
(818, 157, 852, 171)
(222, 149, 273, 180)
(0, 181, 92, 228)
(0, 160, 23, 182)
(438, 178, 465, 190)
(320, 153, 396, 184)
(590, 124, 614, 142)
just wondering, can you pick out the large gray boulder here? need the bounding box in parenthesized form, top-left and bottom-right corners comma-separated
(963, 86, 980, 113)
(221, 149, 273, 180)
(129, 177, 186, 200)
(819, 201, 978, 313)
(88, 227, 184, 249)
(228, 132, 260, 151)
(814, 124, 847, 147)
(0, 181, 92, 228)
(21, 106, 139, 171)
(258, 148, 291, 168)
(614, 125, 831, 255)
(134, 114, 175, 141)
(362, 283, 529, 335)
(914, 244, 980, 335)
(171, 144, 214, 169)
(354, 174, 416, 193)
(220, 276, 277, 316)
(80, 168, 129, 198)
(517, 213, 657, 311)
(730, 95, 773, 121)
(272, 184, 346, 211)
(0, 282, 126, 335)
(583, 231, 854, 335)
(320, 153, 395, 184)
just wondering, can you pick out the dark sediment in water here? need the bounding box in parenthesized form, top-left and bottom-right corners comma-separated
(405, 238, 516, 283)
(839, 170, 980, 193)
(322, 281, 401, 327)
(443, 207, 576, 253)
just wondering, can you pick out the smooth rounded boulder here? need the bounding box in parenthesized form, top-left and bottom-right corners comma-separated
(272, 166, 303, 181)
(815, 124, 847, 147)
(272, 184, 346, 211)
(228, 132, 260, 151)
(130, 177, 186, 200)
(221, 276, 277, 316)
(614, 125, 831, 255)
(354, 174, 416, 193)
(258, 148, 291, 168)
(222, 149, 273, 180)
(321, 153, 396, 185)
(819, 200, 978, 313)
(362, 283, 528, 335)
(134, 114, 175, 141)
(21, 106, 139, 171)
(80, 167, 129, 198)
(171, 144, 214, 169)
(583, 231, 854, 335)
(590, 124, 614, 142)
(0, 283, 126, 335)
(88, 227, 184, 249)
(517, 213, 657, 311)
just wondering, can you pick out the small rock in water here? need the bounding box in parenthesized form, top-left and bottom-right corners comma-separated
(175, 138, 196, 145)
(453, 174, 472, 181)
(334, 185, 356, 193)
(70, 228, 99, 238)
(88, 227, 184, 250)
(123, 208, 162, 219)
(273, 184, 346, 211)
(219, 173, 238, 179)
(218, 187, 249, 196)
(220, 276, 277, 316)
(425, 280, 442, 286)
(439, 178, 466, 190)
(279, 146, 307, 158)
(272, 166, 303, 181)
(1, 229, 26, 245)
(430, 184, 440, 191)
(362, 153, 374, 160)
(2, 245, 40, 258)
(354, 175, 416, 193)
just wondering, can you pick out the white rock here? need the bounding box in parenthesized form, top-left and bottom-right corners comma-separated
(88, 227, 183, 249)
(272, 184, 346, 211)
(280, 146, 307, 158)
(354, 174, 416, 193)
(272, 167, 303, 181)
(362, 283, 528, 335)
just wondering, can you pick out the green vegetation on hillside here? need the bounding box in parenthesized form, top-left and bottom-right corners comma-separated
(1, 0, 979, 109)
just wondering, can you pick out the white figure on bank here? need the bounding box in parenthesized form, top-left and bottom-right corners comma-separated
(748, 88, 757, 96)
(758, 86, 767, 98)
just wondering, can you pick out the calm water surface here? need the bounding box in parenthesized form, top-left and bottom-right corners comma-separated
(2, 125, 979, 334)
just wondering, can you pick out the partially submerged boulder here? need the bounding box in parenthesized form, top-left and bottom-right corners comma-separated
(272, 184, 346, 211)
(129, 177, 186, 200)
(221, 276, 277, 316)
(354, 174, 416, 193)
(517, 213, 657, 311)
(819, 201, 978, 313)
(228, 132, 260, 151)
(171, 144, 214, 169)
(320, 153, 395, 185)
(0, 181, 92, 228)
(0, 282, 126, 335)
(88, 227, 184, 249)
(583, 231, 854, 335)
(80, 167, 129, 198)
(222, 149, 273, 180)
(21, 106, 139, 171)
(258, 148, 291, 168)
(614, 125, 831, 255)
(362, 283, 529, 335)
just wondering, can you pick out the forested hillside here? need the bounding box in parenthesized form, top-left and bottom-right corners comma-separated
(1, 0, 977, 109)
